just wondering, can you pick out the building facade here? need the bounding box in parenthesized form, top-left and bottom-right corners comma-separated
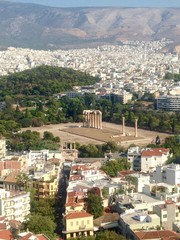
(157, 95, 180, 111)
(62, 212, 94, 239)
(0, 189, 30, 222)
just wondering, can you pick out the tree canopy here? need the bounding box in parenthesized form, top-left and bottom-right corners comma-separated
(0, 65, 99, 99)
(86, 193, 103, 219)
(24, 191, 57, 239)
(101, 158, 131, 177)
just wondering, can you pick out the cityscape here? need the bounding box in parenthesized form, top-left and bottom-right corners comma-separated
(0, 1, 180, 240)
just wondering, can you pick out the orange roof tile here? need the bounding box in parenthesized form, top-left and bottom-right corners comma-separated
(65, 212, 92, 219)
(141, 148, 169, 157)
(0, 230, 14, 240)
(0, 223, 7, 230)
(4, 161, 21, 170)
(4, 171, 20, 183)
(36, 234, 50, 240)
(134, 230, 180, 240)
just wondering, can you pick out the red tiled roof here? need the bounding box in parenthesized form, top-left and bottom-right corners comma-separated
(65, 211, 92, 219)
(69, 175, 84, 181)
(4, 161, 21, 170)
(0, 216, 7, 222)
(141, 148, 169, 157)
(0, 223, 7, 230)
(36, 234, 49, 240)
(0, 230, 14, 240)
(19, 233, 49, 240)
(134, 230, 180, 240)
(71, 165, 95, 172)
(65, 202, 82, 207)
(4, 170, 20, 183)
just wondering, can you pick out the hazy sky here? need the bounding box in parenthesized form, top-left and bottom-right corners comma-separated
(8, 0, 180, 8)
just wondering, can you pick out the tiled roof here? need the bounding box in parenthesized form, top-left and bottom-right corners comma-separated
(0, 223, 7, 230)
(141, 148, 169, 157)
(19, 233, 49, 240)
(69, 175, 84, 181)
(37, 235, 50, 240)
(0, 230, 14, 240)
(134, 230, 180, 240)
(4, 170, 20, 183)
(65, 211, 92, 219)
(4, 161, 21, 170)
(0, 216, 7, 222)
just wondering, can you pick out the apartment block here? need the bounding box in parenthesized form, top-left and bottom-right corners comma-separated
(134, 148, 171, 172)
(0, 189, 30, 222)
(153, 200, 180, 230)
(157, 95, 180, 111)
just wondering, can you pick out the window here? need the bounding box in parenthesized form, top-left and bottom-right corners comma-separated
(81, 220, 84, 225)
(163, 214, 167, 218)
(87, 220, 90, 224)
(76, 221, 79, 226)
(70, 221, 73, 226)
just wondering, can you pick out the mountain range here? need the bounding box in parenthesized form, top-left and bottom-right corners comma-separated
(0, 1, 180, 49)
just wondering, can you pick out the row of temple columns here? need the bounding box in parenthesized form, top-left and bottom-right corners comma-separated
(83, 110, 102, 129)
(122, 116, 138, 138)
(63, 141, 76, 150)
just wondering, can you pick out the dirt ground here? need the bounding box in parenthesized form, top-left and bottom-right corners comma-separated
(23, 122, 172, 148)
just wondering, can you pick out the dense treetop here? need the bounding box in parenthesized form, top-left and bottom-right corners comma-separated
(0, 65, 99, 98)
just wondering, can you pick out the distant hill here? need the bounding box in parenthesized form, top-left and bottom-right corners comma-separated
(0, 1, 180, 49)
(0, 65, 99, 98)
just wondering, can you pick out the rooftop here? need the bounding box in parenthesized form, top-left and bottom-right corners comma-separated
(134, 230, 180, 240)
(65, 211, 93, 220)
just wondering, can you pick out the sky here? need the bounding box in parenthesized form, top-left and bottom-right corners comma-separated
(8, 0, 180, 8)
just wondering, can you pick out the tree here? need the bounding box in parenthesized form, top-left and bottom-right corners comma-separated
(96, 231, 126, 240)
(16, 172, 31, 190)
(102, 187, 109, 198)
(88, 187, 101, 196)
(69, 237, 95, 240)
(155, 135, 161, 145)
(86, 193, 103, 219)
(101, 158, 131, 177)
(125, 176, 138, 192)
(43, 131, 54, 141)
(24, 214, 57, 240)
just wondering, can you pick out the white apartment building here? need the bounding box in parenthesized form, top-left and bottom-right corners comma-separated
(72, 165, 107, 181)
(151, 164, 180, 185)
(27, 149, 62, 166)
(134, 148, 171, 172)
(127, 146, 141, 170)
(137, 174, 150, 192)
(0, 189, 30, 222)
(120, 90, 133, 104)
